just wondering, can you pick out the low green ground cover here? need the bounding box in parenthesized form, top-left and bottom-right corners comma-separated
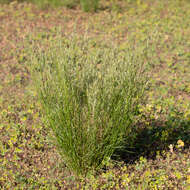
(0, 0, 190, 189)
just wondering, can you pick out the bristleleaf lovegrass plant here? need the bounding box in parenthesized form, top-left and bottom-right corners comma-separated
(29, 34, 149, 176)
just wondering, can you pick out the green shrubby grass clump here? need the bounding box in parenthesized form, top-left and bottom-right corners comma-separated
(28, 34, 148, 176)
(80, 0, 99, 12)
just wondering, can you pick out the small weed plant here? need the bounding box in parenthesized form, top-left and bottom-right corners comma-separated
(29, 34, 148, 176)
(80, 0, 99, 12)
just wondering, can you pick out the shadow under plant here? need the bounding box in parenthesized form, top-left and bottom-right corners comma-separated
(112, 107, 190, 164)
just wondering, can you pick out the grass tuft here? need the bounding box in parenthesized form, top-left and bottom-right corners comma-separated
(28, 34, 149, 176)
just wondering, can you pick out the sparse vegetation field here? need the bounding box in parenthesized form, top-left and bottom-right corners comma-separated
(0, 0, 190, 189)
